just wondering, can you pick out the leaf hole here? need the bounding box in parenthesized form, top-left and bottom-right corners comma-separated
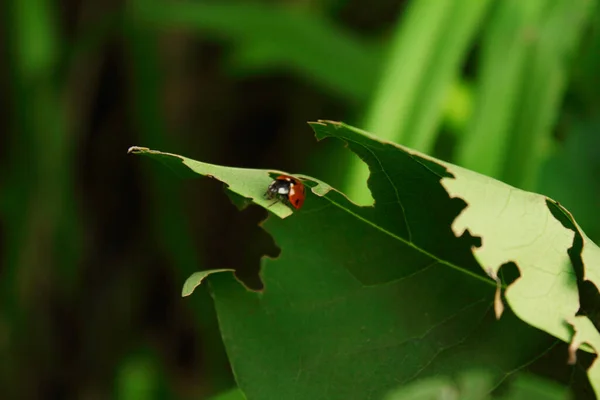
(546, 199, 600, 331)
(188, 180, 279, 292)
(496, 261, 521, 287)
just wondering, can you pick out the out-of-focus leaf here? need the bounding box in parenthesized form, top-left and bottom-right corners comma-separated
(538, 119, 600, 244)
(502, 0, 594, 190)
(442, 79, 474, 138)
(400, 0, 490, 153)
(498, 374, 570, 400)
(383, 376, 458, 400)
(457, 0, 593, 190)
(384, 370, 569, 400)
(12, 0, 59, 78)
(115, 351, 169, 400)
(383, 370, 492, 400)
(132, 121, 600, 398)
(135, 1, 379, 104)
(457, 0, 545, 180)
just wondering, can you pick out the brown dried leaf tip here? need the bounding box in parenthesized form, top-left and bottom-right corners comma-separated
(487, 268, 504, 320)
(567, 330, 580, 365)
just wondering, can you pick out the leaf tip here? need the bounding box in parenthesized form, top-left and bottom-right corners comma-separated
(318, 119, 342, 126)
(567, 335, 579, 365)
(566, 320, 583, 365)
(494, 289, 504, 320)
(127, 146, 149, 154)
(309, 119, 341, 126)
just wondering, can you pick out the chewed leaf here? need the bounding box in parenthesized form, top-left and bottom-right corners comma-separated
(311, 121, 596, 350)
(132, 122, 600, 398)
(561, 207, 600, 293)
(309, 121, 490, 286)
(567, 317, 600, 395)
(440, 162, 579, 346)
(128, 146, 296, 218)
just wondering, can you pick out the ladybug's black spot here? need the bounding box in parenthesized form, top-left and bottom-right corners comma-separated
(294, 199, 300, 206)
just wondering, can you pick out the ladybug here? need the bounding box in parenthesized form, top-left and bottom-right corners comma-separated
(265, 175, 306, 210)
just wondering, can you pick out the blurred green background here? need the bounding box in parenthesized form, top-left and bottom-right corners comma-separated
(1, 0, 599, 398)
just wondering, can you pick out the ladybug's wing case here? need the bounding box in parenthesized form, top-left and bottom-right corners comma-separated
(296, 189, 305, 208)
(288, 183, 305, 209)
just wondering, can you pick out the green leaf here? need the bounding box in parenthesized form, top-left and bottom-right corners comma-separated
(182, 270, 235, 297)
(207, 388, 247, 400)
(130, 121, 600, 398)
(441, 167, 577, 345)
(316, 121, 599, 351)
(127, 146, 304, 219)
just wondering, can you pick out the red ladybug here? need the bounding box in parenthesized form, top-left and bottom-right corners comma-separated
(265, 175, 306, 210)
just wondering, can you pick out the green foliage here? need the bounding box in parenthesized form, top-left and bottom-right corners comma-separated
(539, 120, 600, 242)
(135, 1, 379, 104)
(132, 121, 600, 399)
(115, 351, 169, 400)
(457, 0, 593, 191)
